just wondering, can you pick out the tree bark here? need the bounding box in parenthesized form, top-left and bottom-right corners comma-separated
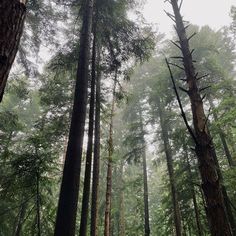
(169, 0, 233, 234)
(138, 109, 151, 236)
(54, 0, 94, 235)
(157, 97, 182, 236)
(104, 73, 117, 236)
(79, 31, 97, 236)
(90, 50, 101, 236)
(0, 0, 26, 102)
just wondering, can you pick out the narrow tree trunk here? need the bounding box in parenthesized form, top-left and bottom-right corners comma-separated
(79, 31, 97, 236)
(169, 0, 232, 234)
(138, 109, 150, 236)
(142, 137, 150, 236)
(157, 97, 182, 236)
(36, 171, 41, 236)
(184, 148, 203, 236)
(90, 50, 101, 236)
(13, 200, 27, 236)
(208, 97, 235, 167)
(118, 164, 125, 236)
(54, 0, 94, 235)
(104, 74, 117, 236)
(0, 0, 27, 102)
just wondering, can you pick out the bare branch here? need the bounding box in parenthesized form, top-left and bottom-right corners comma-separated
(164, 10, 176, 23)
(187, 32, 197, 41)
(201, 94, 207, 101)
(170, 56, 184, 60)
(190, 49, 195, 55)
(170, 40, 181, 50)
(168, 62, 185, 71)
(178, 0, 183, 10)
(179, 86, 189, 94)
(199, 85, 211, 92)
(197, 74, 209, 81)
(165, 58, 198, 144)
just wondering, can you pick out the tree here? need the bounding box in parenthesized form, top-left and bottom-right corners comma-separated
(54, 0, 95, 235)
(156, 96, 182, 236)
(0, 0, 27, 101)
(166, 0, 233, 234)
(79, 32, 97, 236)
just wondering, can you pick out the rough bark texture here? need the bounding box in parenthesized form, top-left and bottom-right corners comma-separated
(157, 97, 182, 236)
(79, 34, 97, 236)
(0, 0, 26, 102)
(54, 0, 94, 235)
(170, 0, 232, 235)
(90, 53, 101, 236)
(139, 110, 150, 236)
(104, 76, 117, 236)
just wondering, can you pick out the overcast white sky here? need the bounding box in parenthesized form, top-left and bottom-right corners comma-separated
(141, 0, 236, 35)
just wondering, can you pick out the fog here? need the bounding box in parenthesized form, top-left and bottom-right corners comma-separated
(142, 0, 235, 35)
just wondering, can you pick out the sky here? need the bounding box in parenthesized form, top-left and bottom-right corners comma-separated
(141, 0, 235, 35)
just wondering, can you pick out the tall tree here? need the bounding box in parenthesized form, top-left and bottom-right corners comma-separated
(54, 0, 95, 235)
(167, 0, 233, 234)
(139, 110, 151, 236)
(104, 74, 117, 236)
(156, 96, 182, 236)
(0, 0, 27, 101)
(90, 50, 101, 236)
(79, 31, 97, 236)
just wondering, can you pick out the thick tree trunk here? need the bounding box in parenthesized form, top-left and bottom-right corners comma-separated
(0, 0, 26, 102)
(90, 51, 101, 236)
(184, 148, 203, 236)
(169, 0, 232, 234)
(157, 97, 182, 236)
(138, 109, 150, 236)
(79, 32, 97, 236)
(104, 75, 117, 236)
(54, 0, 94, 235)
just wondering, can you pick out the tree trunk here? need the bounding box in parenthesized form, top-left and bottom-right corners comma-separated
(0, 0, 26, 102)
(36, 171, 41, 236)
(138, 109, 150, 236)
(54, 0, 94, 235)
(118, 164, 125, 236)
(169, 0, 232, 234)
(157, 97, 182, 236)
(79, 31, 97, 236)
(184, 148, 203, 236)
(104, 74, 117, 236)
(13, 200, 27, 236)
(90, 50, 101, 236)
(208, 97, 235, 167)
